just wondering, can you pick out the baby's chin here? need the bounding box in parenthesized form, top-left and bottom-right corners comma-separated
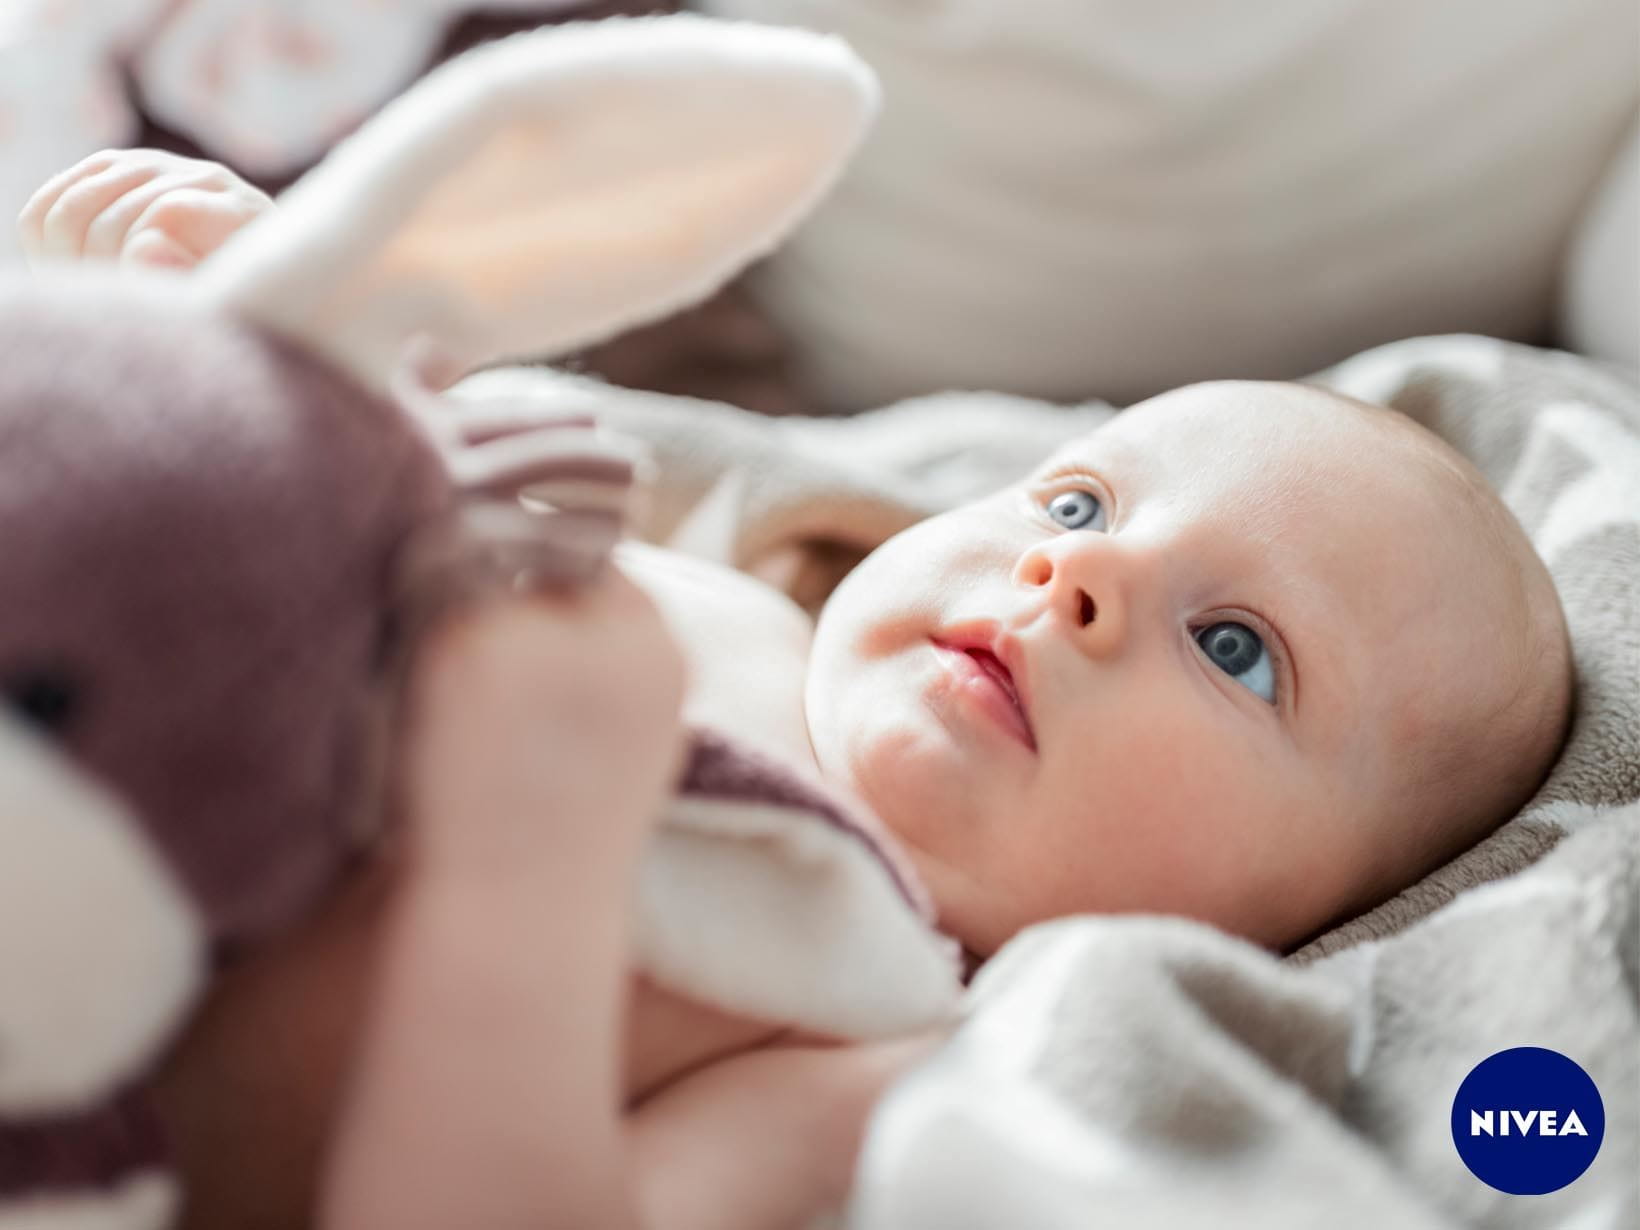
(811, 720, 934, 841)
(832, 732, 1019, 940)
(827, 726, 936, 833)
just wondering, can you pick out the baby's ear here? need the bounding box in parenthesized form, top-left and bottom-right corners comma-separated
(193, 16, 876, 390)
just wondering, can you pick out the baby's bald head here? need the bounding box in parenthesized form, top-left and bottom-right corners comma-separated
(1324, 393, 1573, 912)
(809, 378, 1574, 955)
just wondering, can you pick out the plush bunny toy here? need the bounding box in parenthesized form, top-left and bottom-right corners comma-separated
(0, 16, 876, 1227)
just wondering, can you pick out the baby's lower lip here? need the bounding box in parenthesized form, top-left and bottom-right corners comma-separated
(930, 642, 1037, 753)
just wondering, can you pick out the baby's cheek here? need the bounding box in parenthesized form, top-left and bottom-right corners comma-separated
(1045, 713, 1257, 902)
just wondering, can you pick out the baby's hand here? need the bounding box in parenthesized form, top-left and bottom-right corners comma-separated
(16, 149, 273, 270)
(404, 569, 689, 883)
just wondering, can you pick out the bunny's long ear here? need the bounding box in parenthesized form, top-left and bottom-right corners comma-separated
(193, 16, 877, 390)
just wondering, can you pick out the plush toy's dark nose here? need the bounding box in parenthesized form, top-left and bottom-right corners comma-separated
(2, 667, 83, 736)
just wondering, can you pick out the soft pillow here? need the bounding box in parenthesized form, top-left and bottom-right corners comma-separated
(1560, 117, 1639, 371)
(695, 0, 1639, 409)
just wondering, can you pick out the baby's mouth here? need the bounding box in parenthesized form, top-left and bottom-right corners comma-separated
(930, 636, 1036, 751)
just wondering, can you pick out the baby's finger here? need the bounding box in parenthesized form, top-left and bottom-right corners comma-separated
(123, 185, 268, 264)
(16, 151, 120, 260)
(77, 173, 191, 263)
(121, 228, 198, 271)
(78, 163, 244, 263)
(34, 160, 167, 262)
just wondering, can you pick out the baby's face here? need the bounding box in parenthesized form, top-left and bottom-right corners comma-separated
(807, 382, 1556, 956)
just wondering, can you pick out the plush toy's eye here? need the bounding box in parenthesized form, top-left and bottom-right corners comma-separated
(3, 667, 84, 736)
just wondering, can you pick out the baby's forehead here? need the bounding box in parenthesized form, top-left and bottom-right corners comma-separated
(1015, 387, 1510, 632)
(1062, 382, 1395, 455)
(1027, 390, 1426, 506)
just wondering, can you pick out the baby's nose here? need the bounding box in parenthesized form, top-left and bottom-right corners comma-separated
(1013, 536, 1130, 658)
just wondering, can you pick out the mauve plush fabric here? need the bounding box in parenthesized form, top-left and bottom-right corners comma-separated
(0, 276, 452, 943)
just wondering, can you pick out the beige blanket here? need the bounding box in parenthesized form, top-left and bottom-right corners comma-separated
(461, 333, 1639, 1223)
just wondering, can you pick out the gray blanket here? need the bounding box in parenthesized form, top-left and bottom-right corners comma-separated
(851, 807, 1637, 1228)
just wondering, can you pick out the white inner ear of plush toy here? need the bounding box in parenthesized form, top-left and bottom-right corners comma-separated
(197, 17, 875, 391)
(375, 113, 819, 349)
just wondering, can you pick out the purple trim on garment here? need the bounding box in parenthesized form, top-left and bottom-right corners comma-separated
(0, 1085, 166, 1197)
(676, 727, 932, 922)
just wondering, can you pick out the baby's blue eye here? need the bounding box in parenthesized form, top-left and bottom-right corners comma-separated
(1196, 622, 1275, 703)
(1046, 489, 1106, 531)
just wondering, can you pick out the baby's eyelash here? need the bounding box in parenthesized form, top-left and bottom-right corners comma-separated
(1191, 608, 1296, 712)
(1031, 467, 1115, 523)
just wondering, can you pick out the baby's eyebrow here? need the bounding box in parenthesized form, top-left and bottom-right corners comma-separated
(1032, 441, 1112, 479)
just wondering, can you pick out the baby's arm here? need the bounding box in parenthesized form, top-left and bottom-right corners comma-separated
(630, 1035, 939, 1230)
(16, 149, 272, 269)
(319, 578, 686, 1230)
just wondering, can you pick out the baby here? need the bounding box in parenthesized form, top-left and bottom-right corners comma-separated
(17, 154, 1575, 1229)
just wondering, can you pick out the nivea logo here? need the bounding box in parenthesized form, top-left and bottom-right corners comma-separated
(1468, 1109, 1588, 1137)
(1451, 1048, 1604, 1194)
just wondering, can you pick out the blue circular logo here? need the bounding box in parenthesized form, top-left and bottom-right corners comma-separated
(1451, 1048, 1604, 1195)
